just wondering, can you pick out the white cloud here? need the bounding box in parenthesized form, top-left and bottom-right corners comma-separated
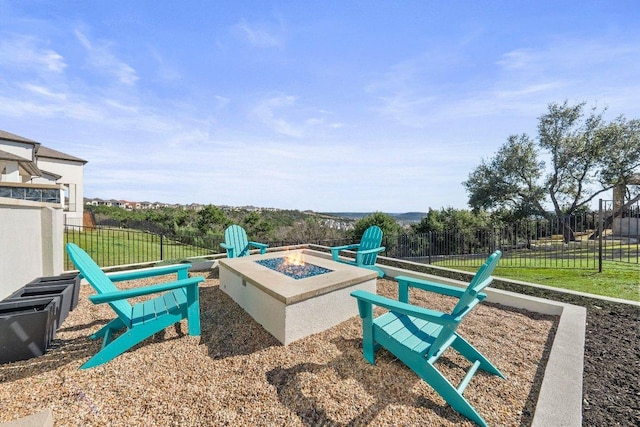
(103, 99, 139, 113)
(213, 95, 230, 111)
(367, 35, 640, 132)
(74, 29, 139, 86)
(149, 48, 181, 82)
(496, 49, 536, 70)
(364, 54, 446, 127)
(498, 39, 640, 74)
(250, 94, 344, 138)
(234, 19, 283, 48)
(252, 95, 304, 137)
(21, 83, 68, 100)
(0, 35, 67, 73)
(495, 82, 566, 98)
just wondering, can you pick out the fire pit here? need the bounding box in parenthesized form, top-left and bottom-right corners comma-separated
(255, 253, 333, 280)
(219, 249, 377, 344)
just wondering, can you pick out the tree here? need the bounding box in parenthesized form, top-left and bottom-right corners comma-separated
(464, 101, 640, 242)
(413, 207, 491, 234)
(412, 207, 493, 255)
(196, 205, 229, 234)
(352, 212, 402, 251)
(283, 217, 344, 243)
(464, 134, 546, 216)
(242, 211, 273, 240)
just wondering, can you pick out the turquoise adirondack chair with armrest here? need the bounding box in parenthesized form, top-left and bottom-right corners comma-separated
(330, 225, 385, 277)
(350, 250, 503, 427)
(220, 224, 269, 258)
(66, 243, 204, 369)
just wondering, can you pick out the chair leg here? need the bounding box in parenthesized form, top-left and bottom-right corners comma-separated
(90, 318, 126, 347)
(451, 334, 505, 378)
(185, 285, 201, 336)
(362, 332, 376, 365)
(357, 300, 376, 364)
(415, 362, 489, 427)
(81, 318, 178, 369)
(373, 266, 385, 278)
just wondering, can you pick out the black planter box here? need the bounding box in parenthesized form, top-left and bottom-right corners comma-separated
(8, 282, 75, 330)
(0, 297, 58, 364)
(27, 273, 80, 311)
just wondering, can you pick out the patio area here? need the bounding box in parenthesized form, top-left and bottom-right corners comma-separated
(0, 267, 561, 426)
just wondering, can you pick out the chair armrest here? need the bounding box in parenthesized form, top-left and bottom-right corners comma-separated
(395, 275, 467, 298)
(107, 264, 192, 282)
(331, 244, 359, 252)
(355, 246, 385, 264)
(351, 290, 458, 326)
(89, 277, 204, 304)
(249, 241, 268, 255)
(330, 244, 360, 261)
(220, 243, 235, 258)
(356, 246, 385, 256)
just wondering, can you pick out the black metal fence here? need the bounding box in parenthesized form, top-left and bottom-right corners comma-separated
(387, 199, 639, 270)
(66, 199, 638, 271)
(64, 226, 222, 270)
(387, 225, 602, 269)
(598, 198, 640, 266)
(64, 225, 354, 270)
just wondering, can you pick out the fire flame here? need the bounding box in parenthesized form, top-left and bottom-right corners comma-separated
(285, 251, 305, 266)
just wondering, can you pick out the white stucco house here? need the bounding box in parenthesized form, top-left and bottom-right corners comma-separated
(1, 129, 88, 298)
(0, 129, 87, 226)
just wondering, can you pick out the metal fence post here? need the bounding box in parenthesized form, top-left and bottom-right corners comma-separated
(160, 234, 164, 261)
(598, 199, 603, 273)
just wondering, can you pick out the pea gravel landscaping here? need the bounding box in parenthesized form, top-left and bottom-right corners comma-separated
(0, 272, 563, 426)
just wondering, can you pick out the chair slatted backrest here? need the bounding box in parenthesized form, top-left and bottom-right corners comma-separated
(224, 225, 250, 257)
(358, 225, 383, 265)
(451, 250, 502, 318)
(426, 250, 502, 360)
(66, 243, 133, 322)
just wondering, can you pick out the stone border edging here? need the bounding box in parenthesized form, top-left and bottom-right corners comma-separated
(0, 409, 54, 427)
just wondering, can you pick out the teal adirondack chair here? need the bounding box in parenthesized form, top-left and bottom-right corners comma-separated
(330, 225, 385, 277)
(66, 243, 204, 369)
(220, 224, 268, 258)
(351, 251, 503, 427)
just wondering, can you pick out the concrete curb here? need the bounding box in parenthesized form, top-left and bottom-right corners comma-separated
(0, 409, 54, 427)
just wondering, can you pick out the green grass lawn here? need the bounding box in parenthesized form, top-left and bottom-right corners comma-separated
(65, 228, 212, 270)
(453, 261, 639, 302)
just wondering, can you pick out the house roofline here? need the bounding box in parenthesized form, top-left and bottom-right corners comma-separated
(0, 130, 40, 146)
(0, 149, 43, 177)
(36, 145, 88, 164)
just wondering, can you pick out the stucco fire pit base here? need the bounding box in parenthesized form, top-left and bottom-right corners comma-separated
(219, 250, 377, 345)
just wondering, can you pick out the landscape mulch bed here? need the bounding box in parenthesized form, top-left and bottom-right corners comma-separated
(491, 281, 640, 426)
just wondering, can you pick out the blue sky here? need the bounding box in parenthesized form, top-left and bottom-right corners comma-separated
(1, 1, 639, 212)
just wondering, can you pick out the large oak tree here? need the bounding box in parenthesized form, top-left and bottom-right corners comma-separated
(463, 101, 640, 241)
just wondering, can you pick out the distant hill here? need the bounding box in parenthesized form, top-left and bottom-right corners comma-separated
(323, 212, 427, 223)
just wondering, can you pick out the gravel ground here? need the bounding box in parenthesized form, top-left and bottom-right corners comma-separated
(0, 272, 558, 426)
